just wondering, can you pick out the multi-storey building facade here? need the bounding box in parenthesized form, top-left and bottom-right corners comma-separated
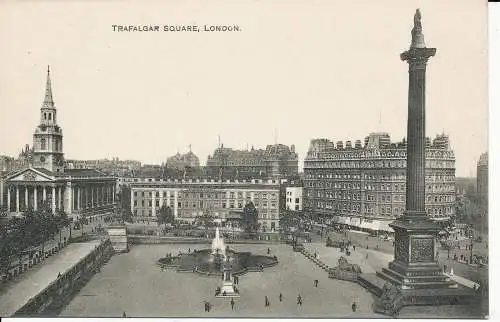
(285, 187, 303, 211)
(206, 144, 298, 180)
(476, 152, 488, 206)
(303, 133, 456, 232)
(130, 178, 281, 232)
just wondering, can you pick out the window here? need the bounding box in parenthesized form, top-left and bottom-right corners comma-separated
(48, 113, 52, 120)
(295, 205, 299, 211)
(41, 138, 46, 150)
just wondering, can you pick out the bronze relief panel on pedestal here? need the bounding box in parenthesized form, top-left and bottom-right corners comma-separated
(410, 237, 434, 262)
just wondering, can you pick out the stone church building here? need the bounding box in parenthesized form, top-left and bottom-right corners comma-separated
(0, 67, 116, 218)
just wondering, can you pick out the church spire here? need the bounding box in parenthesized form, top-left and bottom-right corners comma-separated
(43, 65, 54, 107)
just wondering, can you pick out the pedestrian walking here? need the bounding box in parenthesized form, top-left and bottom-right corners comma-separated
(352, 302, 357, 312)
(231, 298, 235, 310)
(265, 296, 270, 307)
(122, 312, 127, 317)
(297, 294, 302, 306)
(279, 293, 283, 302)
(314, 279, 318, 287)
(353, 245, 356, 251)
(366, 253, 368, 260)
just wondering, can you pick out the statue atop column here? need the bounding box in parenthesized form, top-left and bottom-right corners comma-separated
(410, 9, 426, 49)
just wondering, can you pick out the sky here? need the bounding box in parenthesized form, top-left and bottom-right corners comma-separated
(0, 0, 488, 177)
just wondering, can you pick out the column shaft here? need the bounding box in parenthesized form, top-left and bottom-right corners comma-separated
(7, 187, 11, 212)
(25, 186, 28, 209)
(52, 186, 56, 213)
(34, 187, 38, 211)
(16, 186, 19, 212)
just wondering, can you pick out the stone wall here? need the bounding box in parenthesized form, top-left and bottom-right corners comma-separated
(13, 239, 113, 317)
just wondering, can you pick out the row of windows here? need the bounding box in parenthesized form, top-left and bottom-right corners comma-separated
(306, 192, 455, 203)
(305, 182, 454, 193)
(39, 138, 61, 151)
(307, 200, 455, 216)
(133, 191, 277, 200)
(286, 198, 301, 203)
(305, 160, 455, 169)
(133, 200, 278, 209)
(305, 172, 455, 181)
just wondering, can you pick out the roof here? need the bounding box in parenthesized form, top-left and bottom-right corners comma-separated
(63, 168, 109, 177)
(33, 167, 65, 177)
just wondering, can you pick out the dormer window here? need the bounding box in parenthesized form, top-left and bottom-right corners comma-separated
(44, 113, 47, 120)
(48, 113, 52, 120)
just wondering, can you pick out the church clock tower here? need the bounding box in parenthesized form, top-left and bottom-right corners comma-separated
(32, 66, 65, 173)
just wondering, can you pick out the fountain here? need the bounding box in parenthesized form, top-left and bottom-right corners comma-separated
(158, 227, 279, 277)
(211, 227, 226, 260)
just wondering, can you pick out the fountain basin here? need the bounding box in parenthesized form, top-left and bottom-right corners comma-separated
(158, 248, 278, 276)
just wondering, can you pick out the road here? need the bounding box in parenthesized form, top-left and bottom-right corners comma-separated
(308, 227, 488, 285)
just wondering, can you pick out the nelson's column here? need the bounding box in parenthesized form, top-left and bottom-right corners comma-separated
(359, 9, 474, 313)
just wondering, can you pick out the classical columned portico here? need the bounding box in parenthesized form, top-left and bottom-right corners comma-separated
(5, 182, 65, 213)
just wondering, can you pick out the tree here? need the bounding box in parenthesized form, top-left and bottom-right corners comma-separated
(157, 204, 174, 229)
(0, 224, 16, 277)
(242, 202, 259, 233)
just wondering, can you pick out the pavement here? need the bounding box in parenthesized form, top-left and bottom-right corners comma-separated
(2, 214, 108, 280)
(0, 240, 102, 317)
(61, 243, 382, 318)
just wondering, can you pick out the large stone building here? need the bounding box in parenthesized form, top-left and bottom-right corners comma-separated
(303, 132, 456, 232)
(206, 144, 298, 179)
(130, 178, 281, 232)
(65, 158, 141, 176)
(166, 148, 200, 171)
(0, 67, 116, 218)
(476, 152, 488, 205)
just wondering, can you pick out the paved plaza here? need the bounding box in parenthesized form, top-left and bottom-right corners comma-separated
(0, 240, 102, 316)
(60, 243, 383, 318)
